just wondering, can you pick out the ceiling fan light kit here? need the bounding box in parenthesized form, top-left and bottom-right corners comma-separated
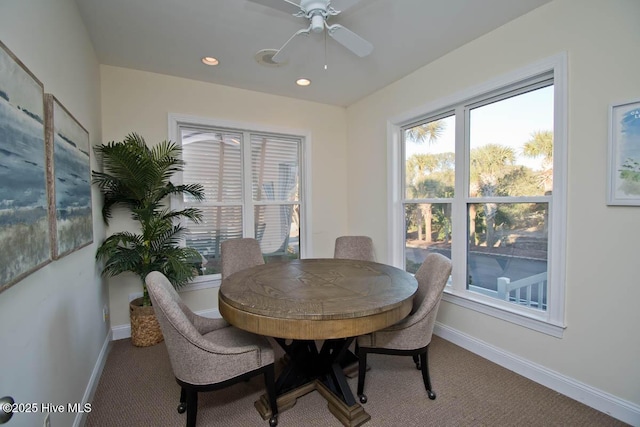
(250, 0, 373, 64)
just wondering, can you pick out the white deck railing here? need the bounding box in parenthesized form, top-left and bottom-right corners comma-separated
(469, 271, 547, 310)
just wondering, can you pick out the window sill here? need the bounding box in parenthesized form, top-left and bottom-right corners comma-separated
(442, 290, 566, 338)
(179, 275, 220, 293)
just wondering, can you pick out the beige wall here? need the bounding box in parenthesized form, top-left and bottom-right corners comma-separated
(0, 1, 105, 426)
(100, 65, 348, 326)
(347, 0, 640, 406)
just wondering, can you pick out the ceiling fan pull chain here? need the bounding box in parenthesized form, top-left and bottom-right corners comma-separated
(324, 29, 328, 70)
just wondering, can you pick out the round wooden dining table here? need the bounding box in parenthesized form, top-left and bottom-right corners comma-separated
(219, 258, 418, 427)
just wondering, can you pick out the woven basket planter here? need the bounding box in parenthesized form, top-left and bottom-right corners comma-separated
(129, 297, 164, 347)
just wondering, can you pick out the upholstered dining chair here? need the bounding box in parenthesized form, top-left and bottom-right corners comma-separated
(334, 235, 375, 262)
(355, 252, 452, 404)
(334, 235, 376, 376)
(221, 238, 265, 279)
(145, 271, 279, 427)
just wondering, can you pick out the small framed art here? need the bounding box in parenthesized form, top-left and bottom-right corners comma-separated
(608, 99, 640, 206)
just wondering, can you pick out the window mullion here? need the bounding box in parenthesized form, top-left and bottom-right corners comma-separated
(399, 129, 408, 268)
(451, 105, 467, 292)
(241, 131, 254, 237)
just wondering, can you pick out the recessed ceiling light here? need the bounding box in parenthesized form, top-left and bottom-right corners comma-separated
(296, 78, 311, 87)
(201, 57, 219, 66)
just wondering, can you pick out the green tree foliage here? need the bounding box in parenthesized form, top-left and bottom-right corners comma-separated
(497, 166, 540, 197)
(469, 144, 516, 247)
(406, 152, 454, 188)
(470, 144, 516, 196)
(405, 120, 450, 242)
(406, 131, 553, 249)
(523, 130, 553, 193)
(406, 120, 445, 144)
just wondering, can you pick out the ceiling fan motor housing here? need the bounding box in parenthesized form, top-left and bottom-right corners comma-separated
(310, 13, 325, 32)
(255, 0, 372, 61)
(301, 0, 332, 32)
(300, 0, 331, 13)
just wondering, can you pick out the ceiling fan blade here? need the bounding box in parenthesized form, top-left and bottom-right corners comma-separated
(247, 0, 301, 15)
(327, 24, 373, 57)
(272, 26, 311, 63)
(329, 0, 363, 13)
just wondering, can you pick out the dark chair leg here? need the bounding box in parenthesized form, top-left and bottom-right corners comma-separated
(420, 348, 436, 400)
(356, 348, 368, 403)
(177, 387, 187, 414)
(264, 365, 279, 427)
(412, 354, 421, 370)
(185, 388, 198, 427)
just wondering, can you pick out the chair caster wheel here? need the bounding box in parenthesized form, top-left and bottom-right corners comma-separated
(358, 394, 367, 404)
(269, 415, 278, 426)
(427, 390, 436, 400)
(177, 403, 186, 414)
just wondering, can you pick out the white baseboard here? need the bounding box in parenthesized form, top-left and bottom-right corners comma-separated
(434, 322, 640, 426)
(111, 308, 221, 340)
(74, 331, 112, 427)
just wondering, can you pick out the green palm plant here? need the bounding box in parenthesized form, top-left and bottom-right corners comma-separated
(93, 133, 205, 306)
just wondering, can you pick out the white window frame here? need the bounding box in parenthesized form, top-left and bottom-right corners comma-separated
(168, 113, 312, 291)
(387, 53, 567, 337)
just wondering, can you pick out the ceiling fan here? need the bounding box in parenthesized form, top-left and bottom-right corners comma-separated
(249, 0, 373, 64)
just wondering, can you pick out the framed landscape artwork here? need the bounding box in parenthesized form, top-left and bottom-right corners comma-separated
(45, 94, 93, 259)
(0, 40, 51, 292)
(608, 99, 640, 206)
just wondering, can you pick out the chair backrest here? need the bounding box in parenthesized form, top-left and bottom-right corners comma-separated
(146, 271, 219, 381)
(334, 235, 375, 262)
(414, 253, 452, 313)
(147, 271, 273, 386)
(411, 253, 452, 341)
(221, 238, 265, 279)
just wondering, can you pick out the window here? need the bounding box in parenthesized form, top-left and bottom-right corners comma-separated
(391, 55, 567, 335)
(170, 115, 307, 282)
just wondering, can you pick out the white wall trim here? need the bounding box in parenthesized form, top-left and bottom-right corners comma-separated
(434, 323, 640, 426)
(442, 292, 565, 337)
(74, 332, 112, 427)
(111, 308, 222, 340)
(180, 276, 220, 291)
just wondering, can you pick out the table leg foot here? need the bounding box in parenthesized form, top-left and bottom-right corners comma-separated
(316, 380, 371, 427)
(255, 380, 371, 427)
(255, 382, 316, 419)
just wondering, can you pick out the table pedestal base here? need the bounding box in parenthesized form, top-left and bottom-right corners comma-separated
(254, 337, 371, 427)
(254, 379, 371, 427)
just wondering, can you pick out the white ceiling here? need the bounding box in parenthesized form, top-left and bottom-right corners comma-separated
(75, 0, 551, 107)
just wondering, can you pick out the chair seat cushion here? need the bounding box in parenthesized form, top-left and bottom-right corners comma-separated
(192, 326, 275, 381)
(357, 327, 424, 351)
(203, 326, 275, 364)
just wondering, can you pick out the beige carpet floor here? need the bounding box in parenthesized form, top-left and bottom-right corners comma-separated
(85, 335, 627, 426)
